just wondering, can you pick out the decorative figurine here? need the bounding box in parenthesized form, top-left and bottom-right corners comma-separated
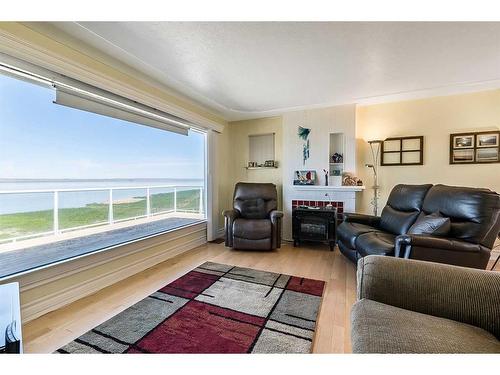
(342, 172, 361, 186)
(331, 153, 343, 164)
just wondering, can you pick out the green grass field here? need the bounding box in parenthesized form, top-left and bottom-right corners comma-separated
(0, 189, 201, 241)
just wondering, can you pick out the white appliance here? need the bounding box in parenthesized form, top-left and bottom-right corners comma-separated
(0, 282, 22, 353)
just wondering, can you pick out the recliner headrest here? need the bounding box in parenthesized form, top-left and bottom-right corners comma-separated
(233, 182, 277, 201)
(233, 182, 278, 219)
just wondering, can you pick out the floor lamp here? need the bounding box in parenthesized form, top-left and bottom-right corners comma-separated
(366, 140, 383, 216)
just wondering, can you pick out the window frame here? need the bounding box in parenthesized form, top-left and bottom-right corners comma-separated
(0, 59, 210, 278)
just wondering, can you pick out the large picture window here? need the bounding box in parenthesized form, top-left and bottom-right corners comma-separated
(0, 70, 206, 278)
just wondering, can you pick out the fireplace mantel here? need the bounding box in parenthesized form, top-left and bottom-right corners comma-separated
(291, 185, 365, 192)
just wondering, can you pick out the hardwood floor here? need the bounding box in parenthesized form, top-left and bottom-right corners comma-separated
(22, 241, 357, 354)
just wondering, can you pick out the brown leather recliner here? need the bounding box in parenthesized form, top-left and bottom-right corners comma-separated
(223, 182, 283, 250)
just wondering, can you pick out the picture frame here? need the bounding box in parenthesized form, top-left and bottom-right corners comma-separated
(453, 135, 474, 148)
(477, 133, 499, 148)
(293, 170, 316, 185)
(476, 148, 499, 162)
(450, 130, 500, 164)
(381, 136, 424, 166)
(452, 149, 474, 163)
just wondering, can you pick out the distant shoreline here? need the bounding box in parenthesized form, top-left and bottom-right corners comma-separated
(0, 178, 204, 182)
(0, 189, 201, 241)
(0, 179, 204, 215)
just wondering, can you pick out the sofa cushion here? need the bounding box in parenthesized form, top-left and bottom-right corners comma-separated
(379, 206, 420, 235)
(234, 198, 267, 219)
(338, 241, 359, 263)
(356, 231, 396, 257)
(408, 211, 451, 236)
(233, 237, 272, 250)
(351, 299, 500, 353)
(386, 184, 433, 211)
(378, 184, 432, 235)
(421, 184, 500, 247)
(233, 218, 271, 240)
(337, 222, 380, 249)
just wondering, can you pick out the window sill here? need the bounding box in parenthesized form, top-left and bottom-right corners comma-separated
(0, 217, 207, 282)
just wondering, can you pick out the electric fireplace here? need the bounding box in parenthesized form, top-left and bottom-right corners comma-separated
(292, 207, 337, 250)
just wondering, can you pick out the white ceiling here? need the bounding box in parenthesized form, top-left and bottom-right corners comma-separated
(51, 22, 500, 121)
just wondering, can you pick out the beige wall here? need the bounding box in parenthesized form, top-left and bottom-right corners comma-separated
(216, 128, 233, 231)
(356, 89, 500, 214)
(225, 117, 284, 209)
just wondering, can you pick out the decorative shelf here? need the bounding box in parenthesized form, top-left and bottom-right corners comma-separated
(292, 185, 365, 192)
(245, 166, 279, 170)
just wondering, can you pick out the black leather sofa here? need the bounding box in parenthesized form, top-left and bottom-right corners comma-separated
(337, 184, 500, 269)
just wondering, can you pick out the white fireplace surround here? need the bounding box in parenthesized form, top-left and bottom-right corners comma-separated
(281, 104, 361, 240)
(291, 185, 364, 211)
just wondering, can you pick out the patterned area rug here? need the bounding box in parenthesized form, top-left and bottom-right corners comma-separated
(56, 262, 325, 354)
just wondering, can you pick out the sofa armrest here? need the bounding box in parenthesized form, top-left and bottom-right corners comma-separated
(343, 213, 381, 227)
(270, 210, 283, 224)
(395, 234, 491, 269)
(357, 255, 500, 339)
(398, 234, 484, 254)
(223, 209, 240, 247)
(269, 210, 283, 249)
(223, 209, 240, 221)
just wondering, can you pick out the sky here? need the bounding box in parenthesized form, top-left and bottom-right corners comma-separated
(0, 73, 205, 180)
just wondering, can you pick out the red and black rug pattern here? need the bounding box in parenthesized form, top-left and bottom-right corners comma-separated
(56, 262, 325, 354)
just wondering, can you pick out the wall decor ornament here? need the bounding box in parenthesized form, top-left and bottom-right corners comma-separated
(298, 126, 311, 165)
(342, 172, 361, 187)
(450, 130, 500, 164)
(331, 153, 343, 163)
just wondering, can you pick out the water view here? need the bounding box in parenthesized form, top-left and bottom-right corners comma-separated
(0, 179, 205, 242)
(0, 73, 206, 245)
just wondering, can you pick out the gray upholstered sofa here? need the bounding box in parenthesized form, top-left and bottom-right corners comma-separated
(351, 255, 500, 353)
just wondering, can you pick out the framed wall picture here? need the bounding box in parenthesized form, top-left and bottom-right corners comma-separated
(293, 170, 316, 185)
(476, 148, 499, 162)
(453, 135, 474, 148)
(381, 136, 424, 166)
(477, 133, 499, 148)
(452, 149, 474, 163)
(450, 130, 500, 164)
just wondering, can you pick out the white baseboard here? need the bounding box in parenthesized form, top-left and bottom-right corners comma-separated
(19, 224, 207, 323)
